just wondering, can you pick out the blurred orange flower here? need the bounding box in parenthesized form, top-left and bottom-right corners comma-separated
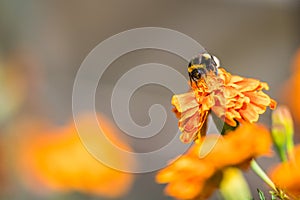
(282, 49, 300, 124)
(173, 68, 276, 143)
(0, 142, 6, 191)
(156, 124, 272, 199)
(17, 114, 134, 198)
(0, 56, 28, 123)
(269, 145, 300, 199)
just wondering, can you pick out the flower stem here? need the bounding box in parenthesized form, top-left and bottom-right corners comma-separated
(250, 159, 276, 191)
(278, 148, 288, 162)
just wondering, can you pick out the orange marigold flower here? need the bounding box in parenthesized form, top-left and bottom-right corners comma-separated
(156, 124, 272, 199)
(269, 145, 300, 199)
(17, 114, 134, 198)
(282, 48, 300, 124)
(172, 68, 276, 143)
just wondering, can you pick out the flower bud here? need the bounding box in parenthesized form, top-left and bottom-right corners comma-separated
(272, 105, 294, 161)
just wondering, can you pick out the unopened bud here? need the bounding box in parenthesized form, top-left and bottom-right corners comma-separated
(272, 105, 294, 161)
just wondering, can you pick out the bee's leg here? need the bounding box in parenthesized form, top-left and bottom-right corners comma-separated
(189, 75, 193, 87)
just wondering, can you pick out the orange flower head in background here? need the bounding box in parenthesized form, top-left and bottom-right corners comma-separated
(173, 63, 276, 143)
(269, 145, 300, 199)
(156, 124, 272, 199)
(17, 114, 134, 198)
(0, 54, 28, 123)
(282, 48, 300, 124)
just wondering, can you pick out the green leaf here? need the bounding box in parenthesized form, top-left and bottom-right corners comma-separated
(271, 193, 277, 200)
(257, 189, 266, 200)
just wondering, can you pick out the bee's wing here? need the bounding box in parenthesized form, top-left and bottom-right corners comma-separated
(212, 55, 220, 68)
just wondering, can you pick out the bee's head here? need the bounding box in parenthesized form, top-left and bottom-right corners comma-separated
(188, 53, 220, 82)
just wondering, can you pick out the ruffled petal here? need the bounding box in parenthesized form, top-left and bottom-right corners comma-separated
(172, 92, 198, 113)
(172, 67, 276, 139)
(235, 78, 261, 92)
(239, 103, 259, 123)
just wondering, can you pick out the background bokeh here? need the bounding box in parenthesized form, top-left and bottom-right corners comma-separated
(0, 0, 300, 199)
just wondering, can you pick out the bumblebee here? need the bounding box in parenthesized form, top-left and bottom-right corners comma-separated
(188, 52, 220, 86)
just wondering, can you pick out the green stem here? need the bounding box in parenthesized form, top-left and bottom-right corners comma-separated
(251, 160, 290, 200)
(277, 147, 288, 162)
(250, 159, 276, 191)
(286, 138, 295, 161)
(286, 125, 295, 152)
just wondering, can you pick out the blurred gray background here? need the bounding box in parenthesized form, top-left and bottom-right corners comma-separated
(1, 0, 300, 199)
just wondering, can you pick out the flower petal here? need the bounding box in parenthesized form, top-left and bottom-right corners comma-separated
(244, 91, 271, 107)
(239, 103, 259, 123)
(172, 92, 198, 113)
